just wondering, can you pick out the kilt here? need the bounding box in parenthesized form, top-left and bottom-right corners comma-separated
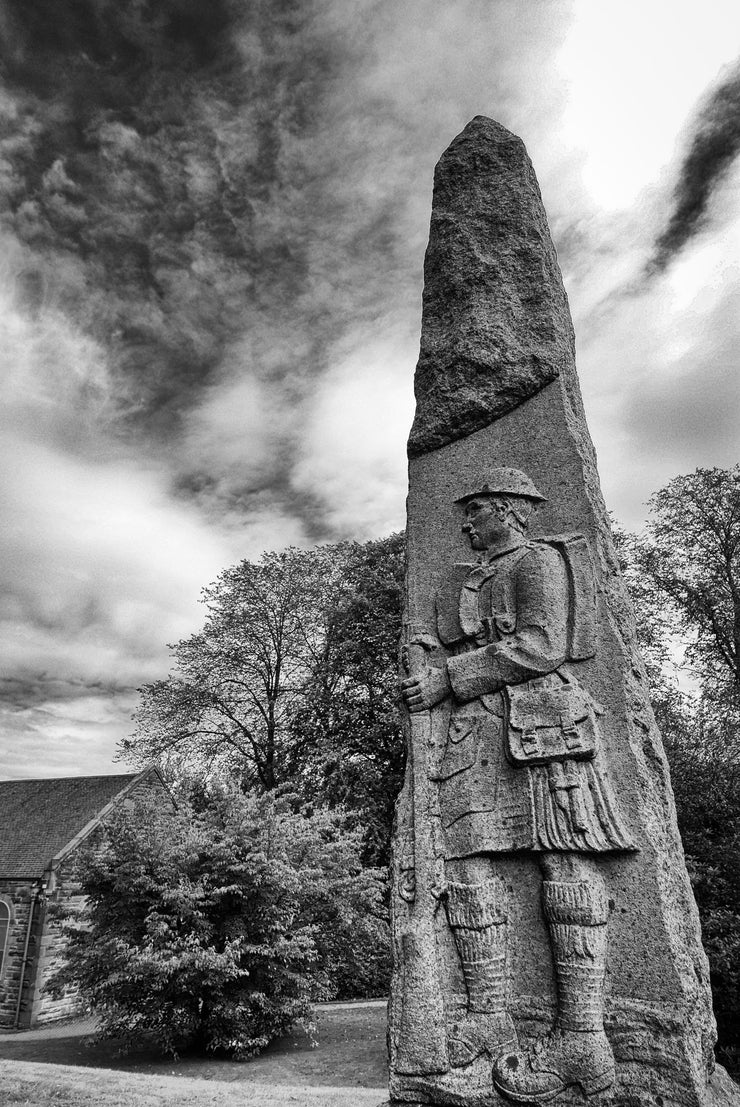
(434, 694, 635, 859)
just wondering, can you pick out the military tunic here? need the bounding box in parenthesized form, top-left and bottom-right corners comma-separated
(432, 538, 634, 860)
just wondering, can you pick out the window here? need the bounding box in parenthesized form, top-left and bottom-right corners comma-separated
(0, 901, 9, 977)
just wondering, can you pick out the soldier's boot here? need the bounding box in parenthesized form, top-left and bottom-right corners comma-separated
(446, 878, 517, 1067)
(492, 879, 615, 1103)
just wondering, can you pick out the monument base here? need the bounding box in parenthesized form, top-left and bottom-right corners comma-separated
(385, 1069, 739, 1107)
(388, 994, 740, 1105)
(389, 1065, 740, 1107)
(387, 1073, 739, 1107)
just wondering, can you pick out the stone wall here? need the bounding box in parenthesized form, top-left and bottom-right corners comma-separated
(27, 842, 97, 1027)
(0, 880, 37, 1029)
(3, 770, 174, 1029)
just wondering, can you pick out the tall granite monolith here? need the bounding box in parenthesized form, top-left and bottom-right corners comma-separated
(388, 117, 739, 1107)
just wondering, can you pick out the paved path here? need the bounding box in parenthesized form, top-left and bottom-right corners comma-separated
(0, 1013, 98, 1040)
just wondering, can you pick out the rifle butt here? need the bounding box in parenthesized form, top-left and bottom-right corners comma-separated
(393, 924, 449, 1075)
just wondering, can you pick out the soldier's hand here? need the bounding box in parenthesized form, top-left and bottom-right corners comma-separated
(401, 666, 451, 712)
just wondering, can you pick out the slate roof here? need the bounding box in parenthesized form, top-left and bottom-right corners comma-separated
(0, 771, 152, 879)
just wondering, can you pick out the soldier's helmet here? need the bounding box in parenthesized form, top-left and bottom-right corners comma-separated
(455, 467, 547, 504)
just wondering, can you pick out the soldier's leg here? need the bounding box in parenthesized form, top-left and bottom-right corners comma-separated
(493, 852, 614, 1101)
(540, 852, 612, 1040)
(444, 854, 517, 1067)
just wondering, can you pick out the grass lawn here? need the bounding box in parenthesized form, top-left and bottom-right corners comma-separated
(0, 1001, 388, 1106)
(0, 1060, 387, 1106)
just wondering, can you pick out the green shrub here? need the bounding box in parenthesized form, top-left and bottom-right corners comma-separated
(47, 788, 389, 1057)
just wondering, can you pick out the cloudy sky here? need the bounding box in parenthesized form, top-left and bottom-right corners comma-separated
(1, 0, 739, 778)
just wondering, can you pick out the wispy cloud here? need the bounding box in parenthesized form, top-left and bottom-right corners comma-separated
(651, 60, 740, 270)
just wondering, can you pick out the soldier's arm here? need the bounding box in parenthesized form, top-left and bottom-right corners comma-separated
(446, 546, 568, 702)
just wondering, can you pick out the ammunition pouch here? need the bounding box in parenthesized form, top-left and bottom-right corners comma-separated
(505, 677, 602, 766)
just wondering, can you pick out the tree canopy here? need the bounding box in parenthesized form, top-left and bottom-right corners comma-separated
(288, 533, 405, 865)
(122, 546, 347, 790)
(615, 466, 740, 1064)
(637, 465, 740, 709)
(122, 534, 405, 863)
(47, 788, 390, 1058)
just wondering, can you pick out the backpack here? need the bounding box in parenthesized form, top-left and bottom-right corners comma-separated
(537, 532, 596, 662)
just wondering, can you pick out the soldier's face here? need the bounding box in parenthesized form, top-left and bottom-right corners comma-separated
(462, 497, 510, 550)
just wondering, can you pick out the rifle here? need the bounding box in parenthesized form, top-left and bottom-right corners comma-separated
(393, 619, 449, 1075)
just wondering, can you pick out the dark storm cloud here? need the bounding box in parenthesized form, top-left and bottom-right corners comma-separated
(0, 0, 436, 536)
(650, 58, 740, 271)
(0, 0, 339, 428)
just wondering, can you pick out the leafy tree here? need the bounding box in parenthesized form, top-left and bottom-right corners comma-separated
(121, 535, 407, 863)
(47, 788, 390, 1057)
(615, 469, 740, 1064)
(636, 465, 740, 710)
(611, 519, 689, 737)
(290, 533, 406, 866)
(122, 547, 346, 789)
(663, 719, 740, 1067)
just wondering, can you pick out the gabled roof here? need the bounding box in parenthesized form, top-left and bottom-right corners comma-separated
(0, 768, 165, 879)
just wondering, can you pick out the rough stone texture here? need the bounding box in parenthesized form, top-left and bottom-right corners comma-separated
(389, 118, 740, 1106)
(407, 117, 573, 459)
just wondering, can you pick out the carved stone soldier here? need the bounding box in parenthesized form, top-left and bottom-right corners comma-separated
(401, 467, 636, 1102)
(391, 117, 731, 1107)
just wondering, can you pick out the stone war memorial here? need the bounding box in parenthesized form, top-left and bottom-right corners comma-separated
(388, 117, 740, 1107)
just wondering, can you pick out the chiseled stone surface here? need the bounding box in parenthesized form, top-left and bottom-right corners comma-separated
(407, 117, 572, 459)
(389, 118, 739, 1106)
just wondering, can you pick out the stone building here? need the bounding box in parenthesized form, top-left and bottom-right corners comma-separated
(0, 767, 171, 1029)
